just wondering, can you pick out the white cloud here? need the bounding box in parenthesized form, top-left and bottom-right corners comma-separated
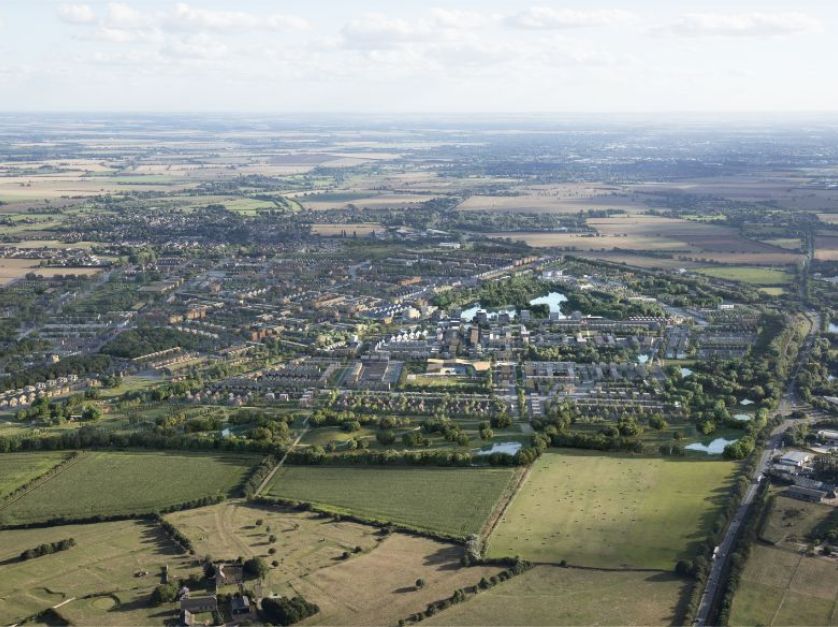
(58, 4, 97, 25)
(339, 13, 437, 50)
(161, 33, 228, 59)
(57, 2, 307, 34)
(167, 3, 308, 32)
(105, 3, 150, 29)
(429, 8, 497, 30)
(663, 12, 821, 37)
(506, 7, 636, 30)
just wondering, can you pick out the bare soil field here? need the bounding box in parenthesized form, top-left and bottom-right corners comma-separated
(311, 223, 383, 236)
(423, 565, 688, 626)
(300, 192, 434, 211)
(294, 534, 503, 626)
(458, 184, 647, 214)
(573, 251, 702, 270)
(0, 259, 102, 286)
(166, 501, 380, 585)
(815, 235, 838, 261)
(631, 176, 838, 212)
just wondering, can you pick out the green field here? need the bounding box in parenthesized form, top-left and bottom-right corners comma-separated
(729, 494, 838, 626)
(424, 565, 688, 626)
(694, 266, 792, 285)
(0, 520, 200, 626)
(760, 494, 833, 545)
(0, 451, 69, 499)
(0, 451, 257, 525)
(486, 450, 737, 569)
(729, 545, 838, 626)
(264, 465, 517, 537)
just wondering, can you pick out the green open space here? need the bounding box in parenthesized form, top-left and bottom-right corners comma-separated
(0, 451, 70, 499)
(486, 450, 738, 569)
(0, 450, 257, 525)
(694, 265, 793, 285)
(424, 565, 688, 626)
(0, 519, 200, 626)
(264, 465, 517, 537)
(729, 544, 838, 626)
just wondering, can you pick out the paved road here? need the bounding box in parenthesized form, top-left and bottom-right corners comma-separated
(693, 312, 818, 626)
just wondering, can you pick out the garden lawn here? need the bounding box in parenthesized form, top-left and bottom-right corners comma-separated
(486, 450, 737, 569)
(264, 465, 516, 537)
(0, 450, 257, 525)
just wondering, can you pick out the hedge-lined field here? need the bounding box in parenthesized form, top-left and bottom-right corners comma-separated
(264, 465, 516, 537)
(0, 451, 257, 525)
(487, 450, 737, 569)
(0, 451, 70, 499)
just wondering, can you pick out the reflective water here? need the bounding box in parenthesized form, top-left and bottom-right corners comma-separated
(685, 437, 738, 454)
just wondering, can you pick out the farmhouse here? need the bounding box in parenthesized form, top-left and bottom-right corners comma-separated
(816, 429, 838, 448)
(180, 595, 218, 614)
(215, 562, 244, 587)
(785, 485, 828, 503)
(777, 451, 813, 469)
(231, 595, 253, 616)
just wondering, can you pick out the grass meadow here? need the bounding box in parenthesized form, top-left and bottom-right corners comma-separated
(424, 565, 689, 626)
(694, 265, 793, 285)
(0, 451, 69, 499)
(264, 465, 517, 537)
(486, 450, 738, 569)
(0, 519, 200, 626)
(0, 450, 257, 525)
(729, 545, 838, 626)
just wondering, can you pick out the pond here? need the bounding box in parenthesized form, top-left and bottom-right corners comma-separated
(475, 441, 523, 456)
(460, 305, 516, 322)
(680, 367, 693, 377)
(529, 292, 568, 318)
(685, 437, 738, 455)
(460, 291, 567, 322)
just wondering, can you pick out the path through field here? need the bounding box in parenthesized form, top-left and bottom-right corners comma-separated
(255, 417, 309, 495)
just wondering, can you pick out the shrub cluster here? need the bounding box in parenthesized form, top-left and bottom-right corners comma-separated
(20, 538, 76, 561)
(239, 455, 278, 497)
(156, 515, 194, 554)
(400, 559, 533, 625)
(260, 595, 319, 626)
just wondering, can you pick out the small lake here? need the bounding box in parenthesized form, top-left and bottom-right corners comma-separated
(685, 437, 738, 455)
(475, 441, 523, 456)
(529, 292, 568, 318)
(460, 305, 516, 322)
(461, 291, 567, 322)
(680, 367, 693, 377)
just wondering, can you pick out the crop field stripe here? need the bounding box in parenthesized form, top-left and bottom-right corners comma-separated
(265, 465, 516, 537)
(0, 451, 258, 525)
(0, 451, 84, 512)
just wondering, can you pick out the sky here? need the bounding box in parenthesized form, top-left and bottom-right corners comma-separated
(0, 0, 836, 113)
